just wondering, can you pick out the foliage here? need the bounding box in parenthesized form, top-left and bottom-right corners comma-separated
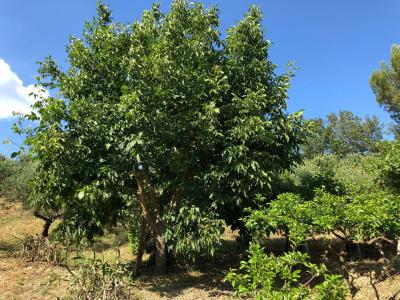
(370, 45, 400, 138)
(377, 141, 400, 193)
(292, 156, 346, 200)
(67, 259, 131, 300)
(0, 155, 35, 203)
(163, 205, 224, 261)
(245, 191, 400, 247)
(0, 154, 16, 183)
(303, 118, 326, 159)
(277, 154, 380, 200)
(16, 0, 308, 271)
(303, 111, 383, 158)
(14, 235, 72, 265)
(225, 243, 347, 300)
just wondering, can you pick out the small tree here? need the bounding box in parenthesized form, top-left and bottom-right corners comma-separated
(17, 1, 307, 273)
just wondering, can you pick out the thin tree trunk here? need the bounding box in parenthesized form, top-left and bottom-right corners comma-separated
(33, 211, 60, 238)
(134, 166, 191, 274)
(134, 170, 168, 274)
(133, 217, 146, 277)
(356, 244, 362, 260)
(42, 220, 52, 238)
(285, 235, 290, 252)
(154, 231, 168, 274)
(304, 241, 311, 257)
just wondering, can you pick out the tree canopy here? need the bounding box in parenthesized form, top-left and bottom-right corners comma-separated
(370, 45, 400, 138)
(16, 0, 308, 273)
(303, 110, 383, 158)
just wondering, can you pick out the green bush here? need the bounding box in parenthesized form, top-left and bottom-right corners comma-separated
(225, 243, 347, 300)
(377, 141, 400, 193)
(246, 191, 400, 251)
(278, 154, 380, 200)
(0, 155, 36, 203)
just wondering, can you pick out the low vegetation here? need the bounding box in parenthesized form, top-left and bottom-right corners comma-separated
(1, 0, 400, 299)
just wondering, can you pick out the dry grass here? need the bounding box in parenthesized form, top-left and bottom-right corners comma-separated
(1, 197, 400, 299)
(0, 198, 68, 300)
(0, 198, 235, 299)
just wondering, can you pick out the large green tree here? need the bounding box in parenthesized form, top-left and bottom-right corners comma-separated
(370, 45, 400, 137)
(303, 110, 383, 157)
(17, 1, 307, 273)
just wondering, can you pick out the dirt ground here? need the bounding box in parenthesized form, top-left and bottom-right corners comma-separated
(0, 198, 400, 299)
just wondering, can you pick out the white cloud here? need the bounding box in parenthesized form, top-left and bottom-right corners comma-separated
(0, 58, 48, 119)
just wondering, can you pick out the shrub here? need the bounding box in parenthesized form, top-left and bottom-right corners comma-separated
(67, 259, 131, 300)
(14, 235, 71, 265)
(377, 141, 400, 193)
(0, 155, 36, 203)
(278, 154, 380, 200)
(245, 191, 400, 258)
(225, 243, 347, 300)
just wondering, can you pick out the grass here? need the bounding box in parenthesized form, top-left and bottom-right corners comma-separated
(1, 197, 400, 299)
(0, 198, 236, 299)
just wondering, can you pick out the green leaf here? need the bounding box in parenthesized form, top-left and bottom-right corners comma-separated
(78, 191, 85, 200)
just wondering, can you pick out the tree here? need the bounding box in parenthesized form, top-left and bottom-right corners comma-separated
(16, 1, 307, 273)
(302, 118, 326, 158)
(370, 45, 400, 138)
(302, 111, 383, 157)
(377, 141, 400, 194)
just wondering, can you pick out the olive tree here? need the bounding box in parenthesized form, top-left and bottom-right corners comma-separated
(16, 1, 307, 273)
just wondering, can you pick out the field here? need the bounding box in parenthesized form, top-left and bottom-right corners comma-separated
(1, 198, 400, 299)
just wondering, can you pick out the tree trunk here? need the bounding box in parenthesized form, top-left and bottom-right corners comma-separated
(33, 211, 59, 238)
(134, 170, 167, 274)
(285, 235, 290, 252)
(133, 217, 146, 277)
(42, 220, 52, 238)
(154, 232, 168, 274)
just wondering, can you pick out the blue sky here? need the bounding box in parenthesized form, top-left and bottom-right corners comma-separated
(1, 0, 399, 156)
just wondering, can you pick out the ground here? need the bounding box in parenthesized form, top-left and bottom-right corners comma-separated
(0, 198, 399, 299)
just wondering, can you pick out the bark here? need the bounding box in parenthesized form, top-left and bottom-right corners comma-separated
(284, 235, 290, 252)
(142, 163, 162, 216)
(134, 170, 168, 274)
(154, 231, 168, 274)
(134, 166, 191, 274)
(33, 211, 60, 237)
(134, 172, 158, 233)
(304, 241, 311, 257)
(133, 217, 146, 277)
(42, 221, 52, 238)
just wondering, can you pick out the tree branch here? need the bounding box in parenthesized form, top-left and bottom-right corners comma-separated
(142, 163, 162, 216)
(353, 236, 395, 245)
(134, 171, 159, 234)
(331, 230, 346, 241)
